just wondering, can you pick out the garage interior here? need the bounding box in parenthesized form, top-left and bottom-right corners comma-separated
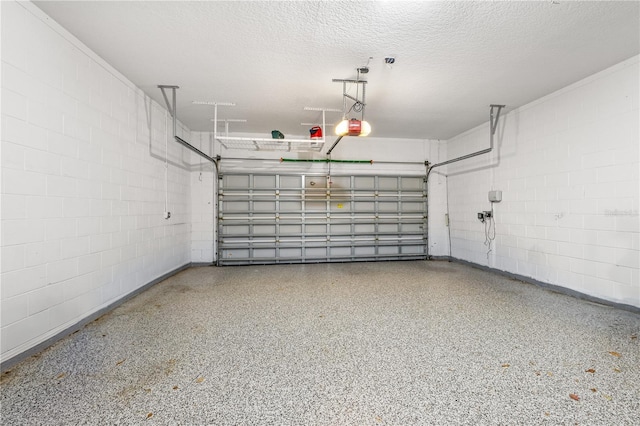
(1, 1, 639, 424)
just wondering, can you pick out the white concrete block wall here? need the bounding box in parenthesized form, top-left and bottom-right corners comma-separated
(188, 132, 215, 263)
(426, 140, 449, 257)
(445, 56, 639, 307)
(1, 1, 192, 363)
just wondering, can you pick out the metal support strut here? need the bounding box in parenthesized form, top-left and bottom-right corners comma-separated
(425, 104, 505, 259)
(327, 72, 369, 157)
(325, 135, 344, 156)
(426, 104, 505, 177)
(157, 85, 219, 166)
(158, 85, 179, 140)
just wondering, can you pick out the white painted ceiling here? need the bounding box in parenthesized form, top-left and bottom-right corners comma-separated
(35, 1, 639, 140)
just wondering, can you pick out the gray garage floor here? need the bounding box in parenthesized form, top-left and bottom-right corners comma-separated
(1, 260, 638, 425)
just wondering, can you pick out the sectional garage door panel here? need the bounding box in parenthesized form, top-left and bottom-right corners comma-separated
(217, 173, 427, 265)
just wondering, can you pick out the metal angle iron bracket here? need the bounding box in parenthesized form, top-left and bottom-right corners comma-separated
(424, 104, 505, 260)
(489, 104, 505, 137)
(157, 85, 219, 166)
(328, 70, 370, 157)
(427, 104, 505, 176)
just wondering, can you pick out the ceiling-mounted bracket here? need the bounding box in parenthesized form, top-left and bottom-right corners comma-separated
(426, 104, 506, 177)
(194, 102, 334, 152)
(156, 85, 218, 168)
(158, 85, 179, 137)
(489, 104, 505, 138)
(210, 118, 247, 150)
(192, 101, 236, 140)
(332, 77, 368, 121)
(328, 69, 371, 154)
(211, 118, 248, 137)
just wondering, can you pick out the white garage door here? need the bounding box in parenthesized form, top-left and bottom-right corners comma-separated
(217, 173, 427, 265)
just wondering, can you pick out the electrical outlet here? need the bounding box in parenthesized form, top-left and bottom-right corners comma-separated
(477, 212, 485, 222)
(484, 210, 492, 218)
(164, 211, 171, 220)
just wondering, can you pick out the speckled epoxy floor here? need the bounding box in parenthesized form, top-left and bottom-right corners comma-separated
(1, 261, 639, 425)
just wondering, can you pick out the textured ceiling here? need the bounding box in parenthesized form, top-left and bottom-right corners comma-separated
(34, 1, 639, 140)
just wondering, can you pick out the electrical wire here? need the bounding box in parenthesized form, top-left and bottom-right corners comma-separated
(484, 203, 496, 261)
(164, 111, 169, 215)
(355, 73, 360, 109)
(445, 172, 452, 261)
(345, 76, 365, 115)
